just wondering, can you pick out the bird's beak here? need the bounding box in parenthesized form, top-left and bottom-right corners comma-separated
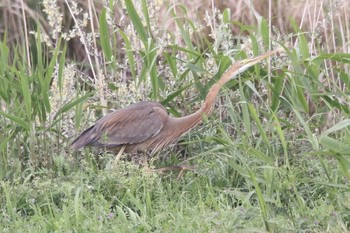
(216, 49, 280, 85)
(236, 49, 279, 75)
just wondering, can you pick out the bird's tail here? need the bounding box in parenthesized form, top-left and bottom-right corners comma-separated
(71, 125, 97, 150)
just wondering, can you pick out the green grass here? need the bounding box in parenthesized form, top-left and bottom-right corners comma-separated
(1, 1, 350, 232)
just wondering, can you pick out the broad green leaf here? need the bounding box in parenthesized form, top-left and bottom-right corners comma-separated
(247, 167, 270, 231)
(271, 111, 289, 167)
(161, 83, 192, 106)
(0, 110, 29, 130)
(270, 75, 283, 112)
(18, 72, 32, 121)
(309, 53, 350, 63)
(291, 103, 319, 150)
(119, 29, 136, 79)
(290, 19, 309, 59)
(125, 0, 148, 43)
(52, 92, 94, 123)
(334, 154, 350, 179)
(58, 42, 67, 95)
(259, 17, 269, 48)
(239, 82, 251, 139)
(141, 0, 151, 35)
(99, 8, 113, 61)
(222, 8, 231, 24)
(319, 135, 350, 155)
(322, 119, 350, 136)
(163, 52, 177, 78)
(248, 103, 269, 145)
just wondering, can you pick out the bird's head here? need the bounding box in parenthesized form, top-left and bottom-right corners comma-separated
(218, 49, 280, 86)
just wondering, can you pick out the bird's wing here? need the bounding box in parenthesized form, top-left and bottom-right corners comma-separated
(87, 101, 167, 147)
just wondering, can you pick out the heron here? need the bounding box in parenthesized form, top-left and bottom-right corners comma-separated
(71, 50, 277, 164)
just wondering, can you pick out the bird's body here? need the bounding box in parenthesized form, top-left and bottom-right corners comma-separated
(71, 100, 202, 153)
(71, 50, 277, 154)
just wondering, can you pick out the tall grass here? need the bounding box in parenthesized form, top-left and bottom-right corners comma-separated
(0, 0, 350, 232)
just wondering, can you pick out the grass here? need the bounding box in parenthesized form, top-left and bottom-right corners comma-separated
(1, 0, 350, 232)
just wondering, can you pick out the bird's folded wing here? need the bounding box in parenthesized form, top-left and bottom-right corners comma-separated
(92, 102, 167, 146)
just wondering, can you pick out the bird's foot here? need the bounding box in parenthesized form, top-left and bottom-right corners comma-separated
(141, 160, 160, 176)
(155, 165, 196, 179)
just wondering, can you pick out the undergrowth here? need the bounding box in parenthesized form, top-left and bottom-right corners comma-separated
(0, 0, 350, 232)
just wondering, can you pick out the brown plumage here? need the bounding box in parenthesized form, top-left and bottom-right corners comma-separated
(71, 50, 277, 154)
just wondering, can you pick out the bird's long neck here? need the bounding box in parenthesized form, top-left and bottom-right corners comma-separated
(198, 60, 245, 115)
(166, 83, 222, 140)
(176, 62, 244, 129)
(171, 50, 277, 133)
(198, 83, 222, 115)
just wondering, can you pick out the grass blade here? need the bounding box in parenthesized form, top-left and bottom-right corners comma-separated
(99, 8, 113, 61)
(248, 103, 269, 146)
(125, 0, 147, 43)
(118, 29, 136, 79)
(0, 110, 29, 130)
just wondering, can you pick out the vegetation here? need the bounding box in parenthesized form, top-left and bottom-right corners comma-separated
(1, 0, 350, 232)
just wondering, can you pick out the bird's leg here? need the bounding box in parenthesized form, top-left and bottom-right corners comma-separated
(155, 165, 196, 179)
(142, 153, 148, 168)
(142, 153, 155, 174)
(115, 146, 126, 162)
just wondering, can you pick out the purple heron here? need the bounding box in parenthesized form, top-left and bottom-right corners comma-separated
(71, 50, 277, 156)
